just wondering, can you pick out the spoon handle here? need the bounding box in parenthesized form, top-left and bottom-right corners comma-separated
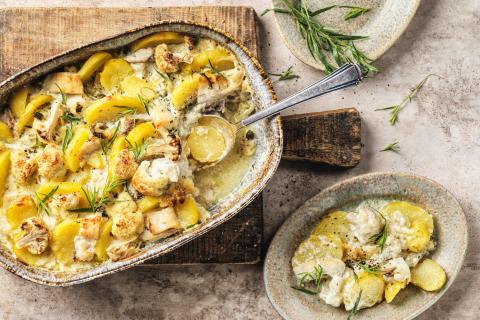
(239, 63, 363, 129)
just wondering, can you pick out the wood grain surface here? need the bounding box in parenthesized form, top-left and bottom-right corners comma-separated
(0, 6, 361, 264)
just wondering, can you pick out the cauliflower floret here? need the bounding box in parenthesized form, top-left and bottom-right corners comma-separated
(124, 48, 153, 63)
(131, 158, 180, 196)
(112, 149, 138, 180)
(15, 217, 50, 255)
(112, 210, 144, 240)
(42, 72, 84, 95)
(197, 68, 244, 106)
(74, 215, 101, 262)
(48, 193, 81, 219)
(78, 137, 101, 166)
(32, 96, 63, 141)
(11, 150, 37, 185)
(106, 239, 139, 262)
(106, 192, 137, 217)
(154, 44, 179, 73)
(382, 257, 411, 283)
(347, 207, 383, 244)
(144, 135, 181, 161)
(141, 207, 181, 241)
(37, 143, 66, 181)
(66, 95, 85, 114)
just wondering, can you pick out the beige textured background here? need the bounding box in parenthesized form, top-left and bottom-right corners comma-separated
(0, 0, 479, 319)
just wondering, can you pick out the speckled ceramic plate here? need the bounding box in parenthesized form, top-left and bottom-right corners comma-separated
(271, 0, 420, 71)
(0, 21, 282, 286)
(264, 172, 468, 320)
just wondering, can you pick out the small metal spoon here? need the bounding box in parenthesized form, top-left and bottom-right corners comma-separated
(194, 63, 363, 167)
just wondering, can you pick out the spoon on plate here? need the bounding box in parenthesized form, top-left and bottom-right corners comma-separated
(191, 63, 363, 168)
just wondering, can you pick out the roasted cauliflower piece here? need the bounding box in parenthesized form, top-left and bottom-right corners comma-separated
(77, 137, 101, 167)
(197, 68, 244, 106)
(74, 215, 101, 262)
(144, 134, 181, 161)
(37, 143, 66, 181)
(112, 149, 138, 180)
(32, 96, 64, 141)
(106, 192, 137, 217)
(49, 193, 81, 219)
(15, 217, 50, 255)
(131, 158, 180, 196)
(43, 72, 84, 95)
(141, 207, 181, 241)
(154, 44, 178, 73)
(11, 150, 37, 185)
(124, 48, 153, 63)
(106, 239, 139, 262)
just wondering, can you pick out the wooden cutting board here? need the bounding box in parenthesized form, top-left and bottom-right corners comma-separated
(0, 6, 361, 264)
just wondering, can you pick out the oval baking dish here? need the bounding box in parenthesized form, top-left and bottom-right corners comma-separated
(0, 21, 282, 286)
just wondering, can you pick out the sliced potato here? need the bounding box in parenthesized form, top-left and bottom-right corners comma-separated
(292, 233, 343, 270)
(312, 210, 351, 242)
(126, 121, 156, 146)
(8, 87, 29, 118)
(0, 121, 13, 140)
(51, 219, 81, 265)
(187, 125, 226, 163)
(406, 220, 430, 253)
(37, 181, 88, 207)
(43, 72, 84, 95)
(107, 135, 126, 180)
(182, 48, 235, 73)
(83, 95, 144, 124)
(64, 125, 90, 172)
(6, 195, 37, 230)
(99, 59, 134, 91)
(382, 201, 434, 234)
(384, 281, 407, 303)
(86, 151, 105, 169)
(130, 32, 185, 52)
(0, 150, 11, 202)
(411, 259, 447, 291)
(95, 219, 113, 262)
(175, 196, 199, 229)
(136, 196, 159, 213)
(358, 273, 385, 307)
(171, 74, 201, 109)
(78, 51, 112, 81)
(120, 75, 156, 100)
(17, 94, 52, 134)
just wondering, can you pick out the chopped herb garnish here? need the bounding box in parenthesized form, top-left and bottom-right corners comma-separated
(100, 122, 120, 155)
(357, 262, 380, 275)
(208, 59, 227, 80)
(70, 178, 125, 213)
(34, 136, 46, 149)
(137, 94, 151, 115)
(298, 265, 324, 290)
(55, 83, 67, 104)
(261, 0, 377, 75)
(347, 290, 363, 320)
(200, 73, 213, 88)
(35, 185, 59, 215)
(340, 6, 370, 20)
(61, 112, 81, 123)
(153, 66, 170, 82)
(375, 74, 440, 125)
(125, 138, 146, 161)
(269, 66, 300, 82)
(114, 105, 137, 116)
(369, 207, 388, 250)
(291, 286, 318, 295)
(62, 124, 74, 154)
(380, 141, 400, 152)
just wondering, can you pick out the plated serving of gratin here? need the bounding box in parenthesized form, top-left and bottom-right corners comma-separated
(0, 31, 257, 271)
(292, 200, 447, 314)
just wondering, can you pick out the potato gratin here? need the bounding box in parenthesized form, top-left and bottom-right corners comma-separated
(0, 32, 257, 270)
(292, 200, 447, 314)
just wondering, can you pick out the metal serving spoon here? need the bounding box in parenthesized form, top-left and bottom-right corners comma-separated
(195, 63, 363, 167)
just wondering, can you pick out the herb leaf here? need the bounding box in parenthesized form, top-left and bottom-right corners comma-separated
(347, 290, 363, 320)
(340, 6, 370, 20)
(72, 178, 125, 213)
(369, 208, 388, 250)
(291, 286, 318, 295)
(380, 141, 400, 152)
(55, 83, 66, 104)
(36, 185, 59, 215)
(375, 74, 440, 125)
(125, 138, 146, 161)
(270, 66, 300, 82)
(114, 105, 137, 116)
(298, 265, 324, 290)
(357, 262, 380, 275)
(62, 125, 74, 154)
(100, 122, 120, 155)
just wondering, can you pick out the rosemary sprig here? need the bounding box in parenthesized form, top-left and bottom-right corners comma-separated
(291, 286, 318, 295)
(357, 262, 380, 275)
(270, 66, 300, 82)
(298, 265, 324, 290)
(70, 178, 125, 213)
(100, 122, 120, 155)
(369, 208, 388, 250)
(262, 0, 377, 75)
(208, 59, 227, 80)
(61, 112, 81, 123)
(35, 185, 59, 215)
(125, 138, 146, 161)
(375, 74, 439, 125)
(347, 290, 363, 320)
(380, 141, 400, 152)
(153, 66, 170, 82)
(341, 6, 370, 20)
(55, 83, 66, 104)
(62, 125, 74, 154)
(114, 105, 137, 116)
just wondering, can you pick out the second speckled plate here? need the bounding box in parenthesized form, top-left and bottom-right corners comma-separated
(271, 0, 420, 71)
(264, 172, 467, 320)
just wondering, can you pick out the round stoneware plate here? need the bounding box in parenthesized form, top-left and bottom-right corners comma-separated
(264, 172, 468, 320)
(271, 0, 420, 70)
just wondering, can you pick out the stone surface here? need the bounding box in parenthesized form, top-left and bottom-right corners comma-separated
(0, 0, 478, 319)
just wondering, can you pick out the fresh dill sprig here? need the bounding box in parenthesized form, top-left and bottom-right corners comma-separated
(70, 178, 125, 213)
(269, 66, 300, 82)
(291, 286, 318, 295)
(262, 0, 377, 75)
(380, 141, 400, 152)
(298, 265, 324, 290)
(114, 105, 137, 116)
(35, 185, 59, 215)
(347, 290, 363, 320)
(100, 122, 120, 155)
(125, 138, 146, 161)
(375, 74, 440, 125)
(369, 207, 388, 250)
(55, 83, 66, 104)
(340, 6, 370, 20)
